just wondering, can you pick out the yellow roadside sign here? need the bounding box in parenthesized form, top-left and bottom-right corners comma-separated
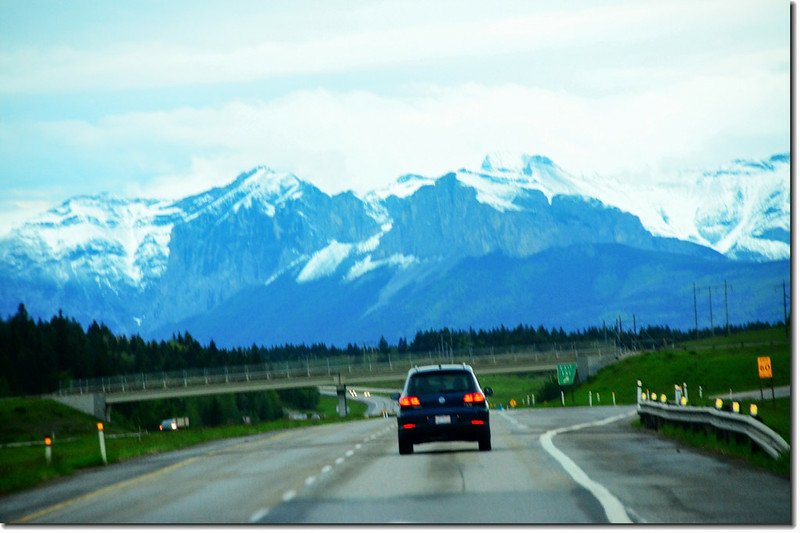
(757, 356, 772, 379)
(509, 399, 517, 408)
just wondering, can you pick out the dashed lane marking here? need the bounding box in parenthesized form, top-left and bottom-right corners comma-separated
(282, 490, 297, 503)
(249, 508, 270, 522)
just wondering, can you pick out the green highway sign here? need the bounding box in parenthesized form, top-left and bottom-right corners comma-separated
(557, 363, 578, 386)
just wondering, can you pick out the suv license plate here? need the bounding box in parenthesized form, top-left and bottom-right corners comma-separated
(435, 415, 451, 425)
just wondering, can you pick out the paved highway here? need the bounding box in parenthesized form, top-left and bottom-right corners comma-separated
(0, 405, 789, 524)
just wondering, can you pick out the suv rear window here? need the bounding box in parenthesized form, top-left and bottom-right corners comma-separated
(407, 370, 475, 395)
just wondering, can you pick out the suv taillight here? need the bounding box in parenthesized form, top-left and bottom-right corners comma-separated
(399, 396, 421, 407)
(463, 392, 485, 403)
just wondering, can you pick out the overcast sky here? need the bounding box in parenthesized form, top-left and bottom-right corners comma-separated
(0, 0, 790, 235)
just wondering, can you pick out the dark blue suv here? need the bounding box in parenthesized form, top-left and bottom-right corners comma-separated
(392, 364, 493, 454)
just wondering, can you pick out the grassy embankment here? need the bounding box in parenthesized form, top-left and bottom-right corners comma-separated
(524, 326, 791, 476)
(0, 395, 366, 496)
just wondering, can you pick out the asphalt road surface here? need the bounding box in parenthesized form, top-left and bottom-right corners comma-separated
(0, 405, 790, 524)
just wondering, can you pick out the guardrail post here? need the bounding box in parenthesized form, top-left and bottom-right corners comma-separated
(612, 391, 616, 406)
(636, 380, 642, 406)
(589, 391, 593, 407)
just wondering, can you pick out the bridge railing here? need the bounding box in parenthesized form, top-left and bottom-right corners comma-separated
(57, 342, 620, 396)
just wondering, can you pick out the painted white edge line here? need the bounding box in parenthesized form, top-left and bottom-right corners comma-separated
(305, 476, 316, 486)
(539, 411, 636, 524)
(281, 490, 297, 503)
(321, 465, 333, 474)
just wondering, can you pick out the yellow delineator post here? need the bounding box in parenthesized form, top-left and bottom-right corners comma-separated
(97, 422, 107, 465)
(44, 436, 52, 465)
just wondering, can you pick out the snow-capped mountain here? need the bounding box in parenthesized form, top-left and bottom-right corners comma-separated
(467, 152, 790, 261)
(0, 153, 789, 346)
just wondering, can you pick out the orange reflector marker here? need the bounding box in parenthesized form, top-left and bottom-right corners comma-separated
(402, 423, 416, 429)
(44, 437, 52, 446)
(97, 422, 104, 431)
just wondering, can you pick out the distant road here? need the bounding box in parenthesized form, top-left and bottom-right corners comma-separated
(0, 406, 789, 524)
(710, 386, 790, 401)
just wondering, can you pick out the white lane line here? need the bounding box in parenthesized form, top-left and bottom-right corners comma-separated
(321, 465, 333, 474)
(305, 476, 317, 486)
(249, 508, 270, 522)
(498, 410, 527, 430)
(282, 490, 297, 503)
(539, 411, 636, 524)
(335, 457, 345, 465)
(345, 449, 355, 457)
(355, 444, 362, 450)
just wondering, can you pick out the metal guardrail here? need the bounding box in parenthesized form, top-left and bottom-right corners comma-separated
(637, 400, 790, 459)
(57, 343, 621, 397)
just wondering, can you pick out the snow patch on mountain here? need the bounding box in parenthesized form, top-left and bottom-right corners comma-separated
(345, 253, 418, 281)
(297, 240, 354, 283)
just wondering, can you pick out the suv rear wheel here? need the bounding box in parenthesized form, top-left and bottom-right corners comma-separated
(399, 436, 413, 455)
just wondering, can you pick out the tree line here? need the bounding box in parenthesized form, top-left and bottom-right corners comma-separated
(0, 302, 777, 398)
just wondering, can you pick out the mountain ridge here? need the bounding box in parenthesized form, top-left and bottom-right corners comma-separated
(0, 152, 789, 346)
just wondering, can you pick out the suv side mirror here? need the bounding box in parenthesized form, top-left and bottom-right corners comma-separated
(390, 393, 400, 402)
(483, 387, 493, 397)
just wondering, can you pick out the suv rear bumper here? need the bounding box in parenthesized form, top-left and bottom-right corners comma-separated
(397, 411, 490, 444)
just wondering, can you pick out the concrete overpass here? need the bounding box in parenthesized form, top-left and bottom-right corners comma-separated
(50, 343, 622, 420)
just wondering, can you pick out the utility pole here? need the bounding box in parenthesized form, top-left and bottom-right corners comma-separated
(724, 280, 730, 337)
(708, 287, 714, 336)
(783, 279, 789, 337)
(693, 283, 699, 339)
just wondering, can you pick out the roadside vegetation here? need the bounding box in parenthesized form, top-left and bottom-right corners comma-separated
(0, 394, 367, 496)
(496, 326, 791, 477)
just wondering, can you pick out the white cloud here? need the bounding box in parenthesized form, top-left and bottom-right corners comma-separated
(0, 0, 777, 94)
(27, 67, 788, 203)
